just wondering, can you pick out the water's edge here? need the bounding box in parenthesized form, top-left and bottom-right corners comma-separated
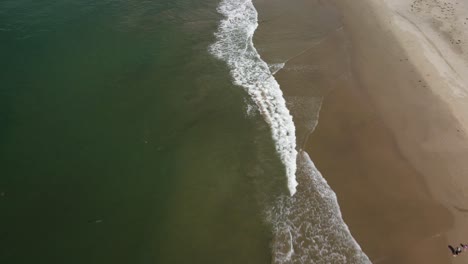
(210, 0, 372, 262)
(209, 0, 298, 196)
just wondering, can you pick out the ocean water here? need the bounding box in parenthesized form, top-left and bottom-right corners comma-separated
(0, 0, 370, 263)
(210, 0, 371, 263)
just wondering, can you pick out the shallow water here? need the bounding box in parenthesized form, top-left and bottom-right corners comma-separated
(1, 0, 373, 263)
(0, 0, 274, 263)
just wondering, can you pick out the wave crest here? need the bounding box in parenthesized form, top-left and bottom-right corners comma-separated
(210, 0, 298, 195)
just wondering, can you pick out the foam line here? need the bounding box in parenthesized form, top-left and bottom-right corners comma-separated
(210, 0, 298, 195)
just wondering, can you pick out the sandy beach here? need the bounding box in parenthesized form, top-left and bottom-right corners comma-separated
(254, 0, 468, 263)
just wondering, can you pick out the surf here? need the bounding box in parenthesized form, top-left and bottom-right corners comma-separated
(210, 0, 371, 262)
(209, 0, 298, 196)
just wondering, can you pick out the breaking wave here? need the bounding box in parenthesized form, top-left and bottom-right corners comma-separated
(210, 0, 371, 262)
(209, 0, 298, 196)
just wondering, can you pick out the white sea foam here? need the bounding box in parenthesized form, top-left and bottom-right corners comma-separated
(244, 100, 257, 117)
(267, 151, 372, 264)
(210, 0, 298, 195)
(269, 62, 286, 75)
(210, 0, 371, 262)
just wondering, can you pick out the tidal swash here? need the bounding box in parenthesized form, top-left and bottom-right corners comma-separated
(210, 0, 372, 263)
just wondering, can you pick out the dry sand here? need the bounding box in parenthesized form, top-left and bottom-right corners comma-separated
(254, 0, 468, 263)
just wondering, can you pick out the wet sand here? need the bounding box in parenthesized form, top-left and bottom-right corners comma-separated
(307, 80, 453, 263)
(326, 0, 468, 263)
(254, 0, 468, 263)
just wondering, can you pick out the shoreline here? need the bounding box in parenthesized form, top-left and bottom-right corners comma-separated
(328, 1, 468, 262)
(253, 0, 373, 262)
(254, 0, 468, 263)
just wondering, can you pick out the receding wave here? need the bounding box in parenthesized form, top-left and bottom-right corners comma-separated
(209, 0, 298, 196)
(266, 151, 372, 263)
(210, 0, 371, 262)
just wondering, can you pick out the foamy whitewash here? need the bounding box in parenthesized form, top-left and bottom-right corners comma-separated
(210, 0, 298, 195)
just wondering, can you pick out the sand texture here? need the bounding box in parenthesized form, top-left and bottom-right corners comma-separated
(321, 0, 468, 262)
(254, 0, 468, 262)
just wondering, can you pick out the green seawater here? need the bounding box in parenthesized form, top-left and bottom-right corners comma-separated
(0, 0, 284, 263)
